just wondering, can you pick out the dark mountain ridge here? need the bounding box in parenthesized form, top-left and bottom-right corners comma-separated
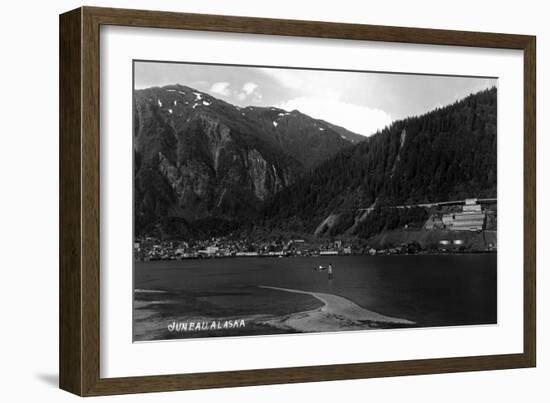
(261, 87, 497, 236)
(133, 84, 364, 237)
(240, 105, 364, 168)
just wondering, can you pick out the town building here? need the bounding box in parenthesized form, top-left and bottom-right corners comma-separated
(425, 198, 486, 232)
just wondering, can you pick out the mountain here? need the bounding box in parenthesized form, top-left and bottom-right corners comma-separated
(261, 87, 498, 236)
(240, 106, 364, 169)
(133, 85, 364, 237)
(317, 120, 367, 144)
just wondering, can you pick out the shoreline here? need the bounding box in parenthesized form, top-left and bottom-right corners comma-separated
(133, 285, 416, 340)
(137, 250, 497, 262)
(258, 285, 415, 333)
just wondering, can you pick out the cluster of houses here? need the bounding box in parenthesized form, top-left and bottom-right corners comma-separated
(365, 244, 422, 256)
(134, 237, 353, 261)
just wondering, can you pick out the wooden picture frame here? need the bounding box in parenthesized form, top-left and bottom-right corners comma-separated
(59, 6, 536, 396)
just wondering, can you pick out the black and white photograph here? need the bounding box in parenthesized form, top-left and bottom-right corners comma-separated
(132, 60, 498, 341)
(1, 0, 544, 399)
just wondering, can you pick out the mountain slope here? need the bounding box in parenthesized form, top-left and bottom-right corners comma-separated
(133, 84, 364, 237)
(241, 106, 365, 169)
(318, 120, 367, 144)
(261, 87, 498, 235)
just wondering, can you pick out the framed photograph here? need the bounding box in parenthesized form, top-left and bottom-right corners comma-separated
(59, 6, 536, 396)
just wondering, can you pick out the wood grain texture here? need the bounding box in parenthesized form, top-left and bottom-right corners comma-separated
(85, 6, 532, 49)
(58, 6, 537, 396)
(523, 38, 536, 367)
(59, 8, 82, 396)
(81, 6, 102, 396)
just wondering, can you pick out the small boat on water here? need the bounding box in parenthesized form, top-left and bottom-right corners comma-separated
(314, 265, 328, 271)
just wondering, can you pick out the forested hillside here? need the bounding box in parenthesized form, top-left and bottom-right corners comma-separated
(261, 87, 497, 234)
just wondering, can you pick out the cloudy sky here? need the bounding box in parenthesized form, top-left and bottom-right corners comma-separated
(135, 61, 496, 137)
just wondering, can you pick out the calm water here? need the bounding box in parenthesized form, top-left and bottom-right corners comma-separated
(134, 254, 496, 340)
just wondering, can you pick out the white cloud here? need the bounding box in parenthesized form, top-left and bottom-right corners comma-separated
(277, 94, 392, 136)
(209, 82, 231, 97)
(234, 82, 262, 103)
(242, 82, 258, 95)
(209, 81, 261, 104)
